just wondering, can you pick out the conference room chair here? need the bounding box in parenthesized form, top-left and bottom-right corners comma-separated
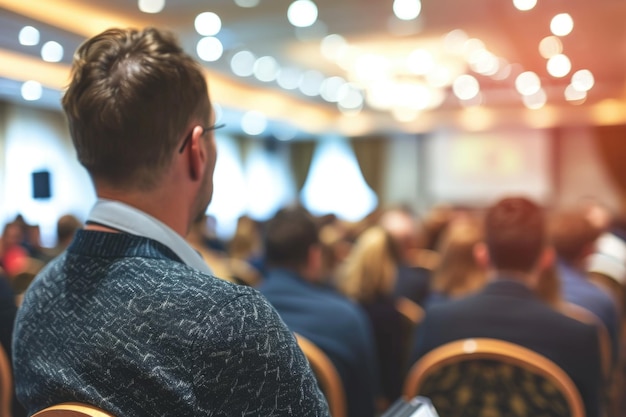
(31, 403, 115, 417)
(0, 344, 11, 417)
(403, 338, 585, 417)
(295, 333, 347, 417)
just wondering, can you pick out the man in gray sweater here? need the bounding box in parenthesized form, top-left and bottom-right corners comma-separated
(13, 27, 329, 417)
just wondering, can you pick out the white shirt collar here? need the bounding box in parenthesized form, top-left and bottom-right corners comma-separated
(87, 199, 213, 274)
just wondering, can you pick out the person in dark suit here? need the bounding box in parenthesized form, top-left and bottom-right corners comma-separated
(411, 197, 603, 417)
(379, 207, 431, 306)
(259, 207, 378, 417)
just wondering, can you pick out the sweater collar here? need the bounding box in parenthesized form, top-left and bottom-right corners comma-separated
(86, 199, 212, 274)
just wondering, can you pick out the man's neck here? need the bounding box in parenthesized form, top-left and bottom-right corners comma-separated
(96, 189, 191, 237)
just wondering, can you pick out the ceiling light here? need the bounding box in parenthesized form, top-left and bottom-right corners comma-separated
(550, 13, 574, 37)
(277, 67, 302, 90)
(41, 41, 63, 62)
(443, 29, 468, 54)
(21, 80, 42, 101)
(426, 66, 453, 87)
(469, 50, 499, 76)
(571, 69, 594, 91)
(234, 0, 260, 7)
(393, 0, 422, 21)
(453, 74, 480, 100)
(538, 36, 563, 59)
(273, 123, 299, 141)
(354, 54, 390, 82)
(299, 70, 324, 96)
(287, 0, 318, 28)
(522, 88, 547, 109)
(230, 50, 256, 77)
(512, 0, 536, 11)
(241, 111, 267, 136)
(515, 71, 541, 96)
(491, 58, 512, 80)
(462, 38, 486, 60)
(196, 37, 223, 62)
(320, 34, 347, 62)
(392, 107, 419, 122)
(546, 54, 571, 78)
(407, 49, 434, 75)
(18, 26, 40, 46)
(138, 0, 165, 13)
(565, 84, 587, 102)
(459, 92, 483, 108)
(253, 56, 280, 82)
(195, 12, 222, 36)
(320, 76, 347, 102)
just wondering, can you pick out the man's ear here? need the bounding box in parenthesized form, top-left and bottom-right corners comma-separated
(188, 126, 206, 181)
(537, 246, 555, 272)
(473, 242, 489, 268)
(304, 245, 323, 282)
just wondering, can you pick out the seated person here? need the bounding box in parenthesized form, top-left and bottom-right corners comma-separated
(338, 226, 409, 408)
(259, 207, 378, 417)
(379, 207, 431, 306)
(412, 197, 603, 417)
(13, 27, 328, 417)
(550, 209, 620, 364)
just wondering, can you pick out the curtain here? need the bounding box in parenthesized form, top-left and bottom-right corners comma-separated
(593, 125, 626, 206)
(290, 140, 316, 192)
(350, 136, 387, 202)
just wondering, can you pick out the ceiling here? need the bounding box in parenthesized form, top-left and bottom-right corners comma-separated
(1, 0, 626, 136)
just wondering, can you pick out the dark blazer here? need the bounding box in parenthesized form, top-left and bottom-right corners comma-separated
(392, 265, 431, 306)
(412, 278, 603, 417)
(259, 268, 378, 417)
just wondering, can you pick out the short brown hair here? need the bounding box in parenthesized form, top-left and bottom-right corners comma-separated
(485, 197, 546, 273)
(62, 27, 210, 189)
(550, 210, 602, 263)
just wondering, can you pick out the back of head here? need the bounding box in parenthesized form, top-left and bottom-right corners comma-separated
(56, 215, 82, 245)
(264, 207, 319, 270)
(432, 217, 485, 297)
(484, 197, 546, 273)
(550, 209, 601, 264)
(339, 226, 397, 303)
(62, 27, 210, 190)
(379, 207, 420, 262)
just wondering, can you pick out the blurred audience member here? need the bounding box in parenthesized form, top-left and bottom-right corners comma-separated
(186, 215, 233, 282)
(318, 220, 352, 284)
(426, 216, 486, 308)
(41, 214, 82, 260)
(0, 222, 29, 278)
(228, 215, 264, 273)
(380, 206, 431, 306)
(0, 268, 25, 417)
(412, 197, 603, 417)
(259, 206, 378, 417)
(338, 226, 407, 409)
(550, 209, 620, 364)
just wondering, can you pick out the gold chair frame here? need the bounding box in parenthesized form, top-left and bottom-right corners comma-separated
(32, 402, 115, 417)
(403, 338, 585, 417)
(295, 334, 347, 417)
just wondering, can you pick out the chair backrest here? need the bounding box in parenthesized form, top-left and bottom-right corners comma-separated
(403, 338, 585, 417)
(0, 344, 12, 417)
(394, 296, 424, 371)
(31, 402, 115, 417)
(295, 334, 347, 417)
(561, 302, 612, 379)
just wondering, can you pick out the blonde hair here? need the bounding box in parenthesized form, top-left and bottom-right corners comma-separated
(431, 217, 486, 298)
(338, 226, 397, 303)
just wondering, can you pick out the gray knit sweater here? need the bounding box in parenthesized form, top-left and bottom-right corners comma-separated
(13, 231, 329, 416)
